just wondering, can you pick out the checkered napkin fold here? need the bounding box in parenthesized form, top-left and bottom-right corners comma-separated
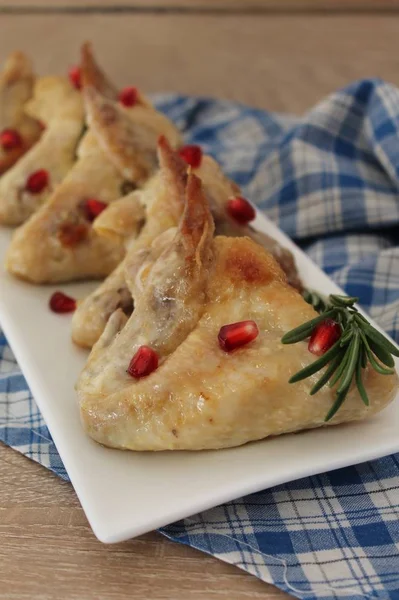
(1, 79, 399, 600)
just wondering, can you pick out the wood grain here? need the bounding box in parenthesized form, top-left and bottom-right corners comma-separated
(0, 443, 288, 600)
(0, 14, 399, 114)
(2, 0, 399, 12)
(0, 0, 399, 13)
(1, 9, 398, 600)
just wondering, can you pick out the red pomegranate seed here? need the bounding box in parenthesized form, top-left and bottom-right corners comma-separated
(178, 145, 203, 168)
(119, 86, 138, 107)
(308, 319, 341, 356)
(68, 65, 81, 90)
(0, 128, 23, 151)
(25, 169, 49, 194)
(83, 198, 108, 222)
(58, 223, 88, 247)
(49, 291, 76, 313)
(127, 345, 159, 378)
(227, 196, 256, 225)
(218, 320, 259, 352)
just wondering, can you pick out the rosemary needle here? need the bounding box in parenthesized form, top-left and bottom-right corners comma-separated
(282, 291, 398, 422)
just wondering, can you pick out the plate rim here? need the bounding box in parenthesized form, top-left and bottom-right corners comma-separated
(1, 209, 398, 544)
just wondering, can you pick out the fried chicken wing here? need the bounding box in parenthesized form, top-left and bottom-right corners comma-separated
(5, 46, 181, 283)
(0, 76, 83, 226)
(195, 155, 302, 290)
(72, 141, 301, 348)
(77, 175, 398, 451)
(0, 51, 42, 175)
(71, 136, 186, 347)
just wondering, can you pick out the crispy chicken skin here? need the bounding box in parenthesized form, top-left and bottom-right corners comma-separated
(76, 174, 398, 451)
(93, 192, 145, 244)
(85, 87, 180, 184)
(5, 45, 181, 283)
(72, 140, 302, 348)
(0, 51, 42, 175)
(0, 76, 84, 226)
(195, 155, 302, 290)
(5, 137, 127, 283)
(71, 136, 186, 347)
(81, 42, 180, 184)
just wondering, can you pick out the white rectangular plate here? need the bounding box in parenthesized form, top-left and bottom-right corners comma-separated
(1, 211, 398, 544)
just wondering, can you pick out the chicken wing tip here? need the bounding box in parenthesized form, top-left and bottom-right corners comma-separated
(80, 42, 117, 100)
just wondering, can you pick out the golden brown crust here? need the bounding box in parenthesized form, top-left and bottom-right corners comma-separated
(2, 51, 33, 86)
(180, 173, 214, 258)
(0, 76, 84, 226)
(181, 173, 214, 259)
(77, 190, 398, 451)
(80, 42, 152, 108)
(5, 147, 125, 283)
(72, 262, 130, 348)
(72, 142, 301, 350)
(93, 192, 145, 243)
(224, 239, 284, 286)
(84, 86, 181, 184)
(80, 42, 118, 100)
(71, 147, 202, 349)
(25, 76, 83, 125)
(5, 50, 181, 280)
(195, 154, 302, 290)
(0, 147, 26, 176)
(0, 51, 42, 175)
(156, 136, 187, 219)
(80, 43, 181, 185)
(158, 135, 187, 184)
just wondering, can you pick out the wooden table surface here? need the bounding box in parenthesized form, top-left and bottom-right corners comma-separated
(1, 3, 399, 599)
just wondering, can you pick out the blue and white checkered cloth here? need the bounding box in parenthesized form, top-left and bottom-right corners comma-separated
(1, 79, 399, 600)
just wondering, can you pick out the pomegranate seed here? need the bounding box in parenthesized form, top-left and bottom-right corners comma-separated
(178, 145, 203, 168)
(119, 86, 138, 107)
(49, 291, 76, 313)
(308, 319, 341, 356)
(25, 169, 49, 194)
(83, 198, 108, 222)
(127, 345, 159, 378)
(227, 196, 256, 225)
(218, 320, 259, 352)
(0, 128, 22, 151)
(68, 65, 81, 90)
(58, 223, 88, 247)
(38, 120, 46, 131)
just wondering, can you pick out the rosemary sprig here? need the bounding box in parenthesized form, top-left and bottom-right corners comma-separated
(281, 291, 399, 422)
